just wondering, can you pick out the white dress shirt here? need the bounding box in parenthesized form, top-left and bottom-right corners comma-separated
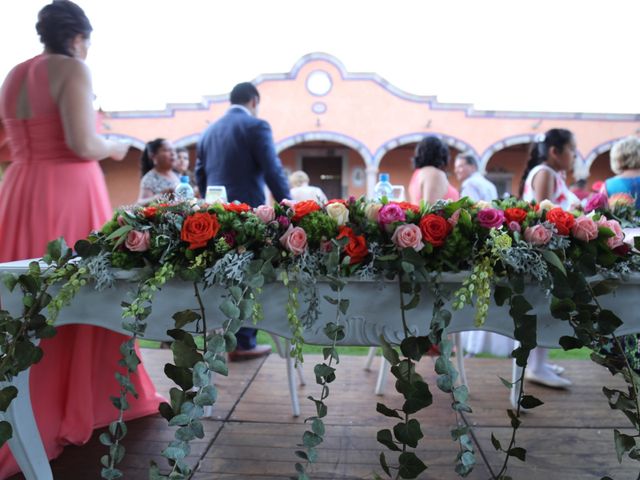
(460, 172, 498, 202)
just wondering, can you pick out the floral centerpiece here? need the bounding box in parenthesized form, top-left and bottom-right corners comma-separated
(1, 194, 640, 480)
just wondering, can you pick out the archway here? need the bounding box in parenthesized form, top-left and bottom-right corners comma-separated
(100, 146, 143, 207)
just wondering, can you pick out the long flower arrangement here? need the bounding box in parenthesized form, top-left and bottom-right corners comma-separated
(1, 193, 640, 479)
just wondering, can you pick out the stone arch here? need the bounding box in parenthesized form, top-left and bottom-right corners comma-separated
(275, 131, 373, 165)
(372, 133, 477, 169)
(584, 138, 626, 176)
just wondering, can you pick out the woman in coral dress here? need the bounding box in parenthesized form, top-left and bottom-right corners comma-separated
(408, 136, 460, 204)
(0, 2, 162, 477)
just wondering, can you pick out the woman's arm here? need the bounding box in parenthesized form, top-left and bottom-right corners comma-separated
(57, 59, 128, 161)
(421, 167, 448, 204)
(530, 168, 555, 203)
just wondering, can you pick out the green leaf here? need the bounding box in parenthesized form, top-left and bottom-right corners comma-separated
(393, 419, 424, 448)
(379, 336, 400, 366)
(220, 299, 240, 320)
(223, 331, 238, 352)
(597, 310, 623, 335)
(109, 443, 126, 464)
(172, 310, 200, 329)
(207, 357, 228, 376)
(559, 336, 583, 351)
(314, 363, 336, 384)
(491, 433, 502, 451)
(238, 299, 254, 321)
(0, 421, 11, 447)
(520, 395, 544, 409)
(311, 418, 325, 436)
(164, 364, 194, 391)
(171, 340, 203, 369)
(302, 430, 323, 448)
(99, 432, 113, 446)
(614, 429, 636, 462)
(376, 403, 402, 419)
(194, 385, 217, 406)
(338, 299, 350, 316)
(379, 452, 391, 477)
(101, 467, 124, 479)
(507, 447, 526, 462)
(494, 285, 512, 307)
(591, 279, 619, 297)
(192, 362, 210, 388)
(398, 451, 428, 479)
(106, 224, 133, 241)
(499, 376, 513, 389)
(542, 250, 566, 276)
(2, 273, 17, 292)
(550, 297, 575, 320)
(377, 429, 401, 452)
(0, 387, 18, 412)
(400, 336, 430, 361)
(229, 286, 243, 301)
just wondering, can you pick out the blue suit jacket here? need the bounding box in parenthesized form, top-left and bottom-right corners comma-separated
(195, 107, 290, 207)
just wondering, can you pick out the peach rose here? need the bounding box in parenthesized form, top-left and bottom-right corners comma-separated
(279, 225, 308, 255)
(254, 205, 275, 223)
(125, 230, 150, 252)
(538, 199, 556, 212)
(326, 202, 349, 226)
(571, 216, 598, 242)
(364, 203, 382, 222)
(391, 224, 424, 251)
(523, 224, 552, 246)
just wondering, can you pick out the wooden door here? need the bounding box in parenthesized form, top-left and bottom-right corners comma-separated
(301, 156, 343, 200)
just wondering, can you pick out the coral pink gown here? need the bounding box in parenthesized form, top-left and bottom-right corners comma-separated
(0, 54, 162, 478)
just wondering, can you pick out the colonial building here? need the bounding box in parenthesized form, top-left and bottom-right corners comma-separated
(6, 53, 638, 207)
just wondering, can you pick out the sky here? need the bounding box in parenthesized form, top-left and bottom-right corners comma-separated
(1, 0, 638, 114)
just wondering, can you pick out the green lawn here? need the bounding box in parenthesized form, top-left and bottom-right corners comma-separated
(139, 332, 592, 360)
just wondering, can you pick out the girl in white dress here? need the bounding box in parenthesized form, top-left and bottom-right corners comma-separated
(520, 128, 580, 388)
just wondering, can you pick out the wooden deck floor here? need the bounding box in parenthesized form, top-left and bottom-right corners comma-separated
(10, 349, 640, 479)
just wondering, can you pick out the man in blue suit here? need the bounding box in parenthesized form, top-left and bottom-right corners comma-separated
(196, 82, 291, 360)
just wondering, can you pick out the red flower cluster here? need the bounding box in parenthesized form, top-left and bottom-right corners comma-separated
(337, 226, 368, 265)
(181, 212, 220, 250)
(546, 208, 575, 236)
(419, 214, 451, 247)
(504, 208, 527, 224)
(223, 203, 251, 214)
(392, 201, 421, 214)
(292, 200, 321, 222)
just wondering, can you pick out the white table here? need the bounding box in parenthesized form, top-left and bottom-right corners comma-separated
(1, 259, 639, 479)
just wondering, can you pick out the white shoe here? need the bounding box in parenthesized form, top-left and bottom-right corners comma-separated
(546, 363, 565, 375)
(525, 369, 572, 389)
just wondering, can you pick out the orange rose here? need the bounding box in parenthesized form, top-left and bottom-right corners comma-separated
(391, 201, 421, 214)
(223, 202, 252, 213)
(337, 226, 368, 265)
(181, 212, 220, 250)
(504, 208, 527, 224)
(292, 200, 321, 222)
(142, 206, 157, 218)
(545, 208, 575, 236)
(419, 214, 451, 247)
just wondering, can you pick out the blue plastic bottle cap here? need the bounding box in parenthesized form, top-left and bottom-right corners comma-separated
(379, 173, 390, 182)
(180, 175, 190, 183)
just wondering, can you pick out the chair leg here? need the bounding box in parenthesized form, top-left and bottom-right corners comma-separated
(285, 340, 301, 417)
(296, 363, 306, 386)
(375, 357, 389, 395)
(454, 333, 469, 390)
(364, 346, 377, 371)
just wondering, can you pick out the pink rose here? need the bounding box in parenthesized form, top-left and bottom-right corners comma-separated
(597, 217, 625, 249)
(448, 209, 461, 227)
(477, 208, 506, 229)
(277, 215, 290, 229)
(571, 216, 598, 242)
(125, 230, 150, 252)
(391, 224, 424, 251)
(280, 199, 295, 208)
(254, 205, 275, 223)
(524, 224, 552, 246)
(279, 225, 307, 255)
(585, 193, 609, 213)
(378, 204, 406, 226)
(508, 221, 521, 233)
(117, 215, 126, 227)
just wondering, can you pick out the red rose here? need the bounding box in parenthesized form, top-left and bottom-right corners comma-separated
(142, 207, 157, 218)
(419, 214, 451, 247)
(181, 212, 220, 250)
(504, 208, 527, 224)
(223, 202, 252, 213)
(292, 200, 321, 222)
(392, 201, 421, 214)
(545, 208, 575, 236)
(337, 226, 368, 265)
(326, 199, 347, 206)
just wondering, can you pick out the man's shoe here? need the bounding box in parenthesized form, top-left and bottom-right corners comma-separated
(525, 369, 572, 389)
(228, 344, 272, 362)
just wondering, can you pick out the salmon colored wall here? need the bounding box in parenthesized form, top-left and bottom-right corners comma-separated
(101, 148, 142, 207)
(485, 145, 528, 197)
(589, 152, 614, 190)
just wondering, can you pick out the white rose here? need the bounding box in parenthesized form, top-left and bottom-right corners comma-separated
(538, 199, 556, 213)
(326, 202, 349, 226)
(474, 200, 492, 210)
(364, 203, 382, 222)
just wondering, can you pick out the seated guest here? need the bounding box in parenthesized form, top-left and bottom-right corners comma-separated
(601, 136, 640, 208)
(454, 152, 498, 201)
(289, 170, 328, 203)
(408, 136, 459, 204)
(173, 146, 199, 197)
(138, 138, 179, 204)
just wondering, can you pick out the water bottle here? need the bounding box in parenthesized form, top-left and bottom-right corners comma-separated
(373, 173, 393, 200)
(174, 176, 194, 201)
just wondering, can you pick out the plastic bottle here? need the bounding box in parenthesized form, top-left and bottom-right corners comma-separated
(373, 173, 393, 200)
(174, 176, 194, 201)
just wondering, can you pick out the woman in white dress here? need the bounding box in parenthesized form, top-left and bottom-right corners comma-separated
(520, 128, 580, 388)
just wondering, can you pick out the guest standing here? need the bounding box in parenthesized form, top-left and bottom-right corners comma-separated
(137, 138, 180, 204)
(289, 170, 328, 203)
(408, 136, 459, 204)
(196, 82, 290, 360)
(0, 2, 162, 476)
(520, 128, 579, 388)
(453, 153, 514, 357)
